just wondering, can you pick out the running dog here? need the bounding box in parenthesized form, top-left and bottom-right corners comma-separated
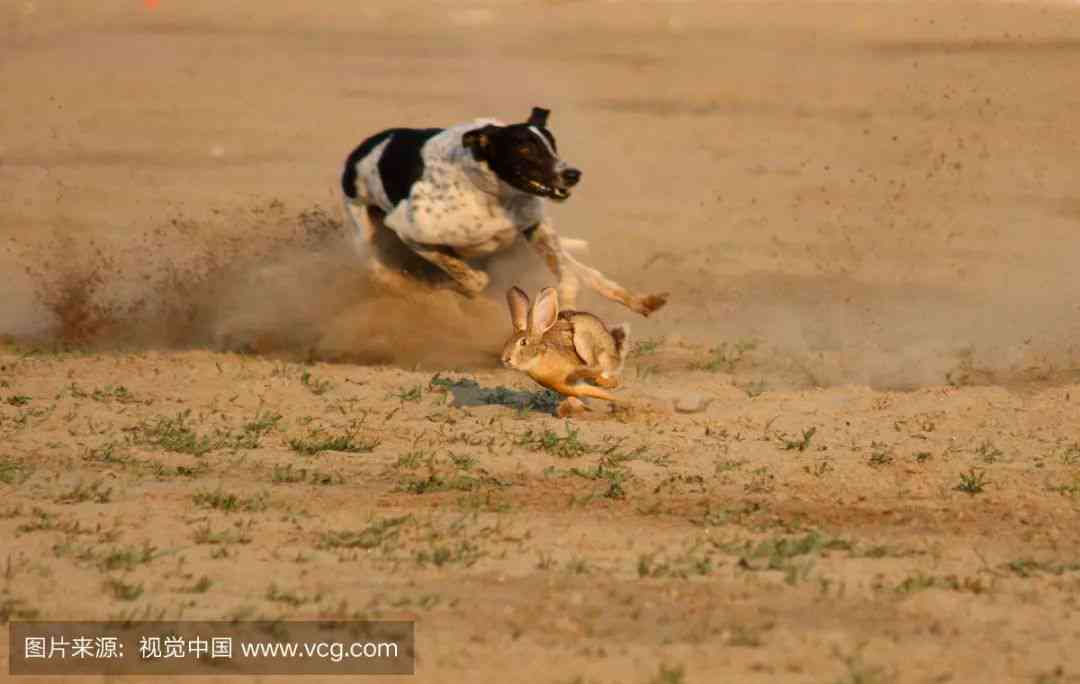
(340, 107, 668, 316)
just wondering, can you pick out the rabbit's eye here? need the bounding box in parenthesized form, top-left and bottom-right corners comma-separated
(518, 338, 526, 346)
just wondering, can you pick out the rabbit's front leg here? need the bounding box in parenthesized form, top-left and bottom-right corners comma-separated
(566, 367, 620, 389)
(556, 397, 588, 418)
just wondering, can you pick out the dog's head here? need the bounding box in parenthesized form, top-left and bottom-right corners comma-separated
(462, 107, 581, 201)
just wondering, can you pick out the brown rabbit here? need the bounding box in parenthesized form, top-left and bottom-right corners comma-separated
(501, 286, 630, 417)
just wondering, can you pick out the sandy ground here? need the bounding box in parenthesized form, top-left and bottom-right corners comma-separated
(3, 1, 1080, 682)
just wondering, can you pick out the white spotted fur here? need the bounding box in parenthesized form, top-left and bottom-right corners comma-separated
(349, 119, 542, 259)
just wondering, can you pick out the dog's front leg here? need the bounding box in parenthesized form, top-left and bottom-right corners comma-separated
(527, 220, 668, 317)
(526, 220, 582, 308)
(401, 238, 490, 297)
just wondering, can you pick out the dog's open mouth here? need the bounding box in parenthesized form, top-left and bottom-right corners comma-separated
(525, 179, 571, 201)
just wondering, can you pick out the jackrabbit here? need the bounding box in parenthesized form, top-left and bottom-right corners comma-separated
(501, 286, 630, 417)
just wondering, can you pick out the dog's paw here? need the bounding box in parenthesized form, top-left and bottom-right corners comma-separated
(633, 292, 669, 317)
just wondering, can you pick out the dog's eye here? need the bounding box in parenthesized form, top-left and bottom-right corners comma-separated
(518, 146, 533, 156)
(518, 338, 526, 346)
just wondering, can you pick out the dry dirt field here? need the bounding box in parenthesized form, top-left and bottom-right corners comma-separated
(3, 1, 1080, 682)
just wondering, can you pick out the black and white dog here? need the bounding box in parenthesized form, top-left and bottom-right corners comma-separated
(340, 107, 667, 316)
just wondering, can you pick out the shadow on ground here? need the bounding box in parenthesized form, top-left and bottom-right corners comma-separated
(431, 374, 561, 415)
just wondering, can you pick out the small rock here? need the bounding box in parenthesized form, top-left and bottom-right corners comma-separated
(674, 394, 709, 413)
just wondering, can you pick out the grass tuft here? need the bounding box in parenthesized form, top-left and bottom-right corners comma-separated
(955, 468, 989, 495)
(288, 432, 379, 456)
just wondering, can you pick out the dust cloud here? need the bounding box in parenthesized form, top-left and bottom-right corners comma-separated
(1, 203, 509, 370)
(3, 198, 1078, 392)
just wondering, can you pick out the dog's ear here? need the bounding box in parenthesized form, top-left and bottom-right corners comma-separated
(462, 125, 498, 161)
(527, 107, 550, 127)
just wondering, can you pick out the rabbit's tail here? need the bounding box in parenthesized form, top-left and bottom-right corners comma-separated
(609, 323, 630, 376)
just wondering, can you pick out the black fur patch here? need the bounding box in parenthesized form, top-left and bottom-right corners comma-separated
(481, 124, 573, 200)
(528, 107, 550, 127)
(377, 127, 443, 206)
(341, 129, 394, 199)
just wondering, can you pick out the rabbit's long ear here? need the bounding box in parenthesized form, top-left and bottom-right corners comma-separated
(529, 288, 559, 339)
(507, 287, 530, 333)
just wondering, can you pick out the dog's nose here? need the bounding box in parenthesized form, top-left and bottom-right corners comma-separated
(561, 168, 582, 186)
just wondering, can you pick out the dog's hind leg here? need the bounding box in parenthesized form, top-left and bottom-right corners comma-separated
(400, 238, 490, 297)
(342, 197, 377, 252)
(342, 198, 417, 292)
